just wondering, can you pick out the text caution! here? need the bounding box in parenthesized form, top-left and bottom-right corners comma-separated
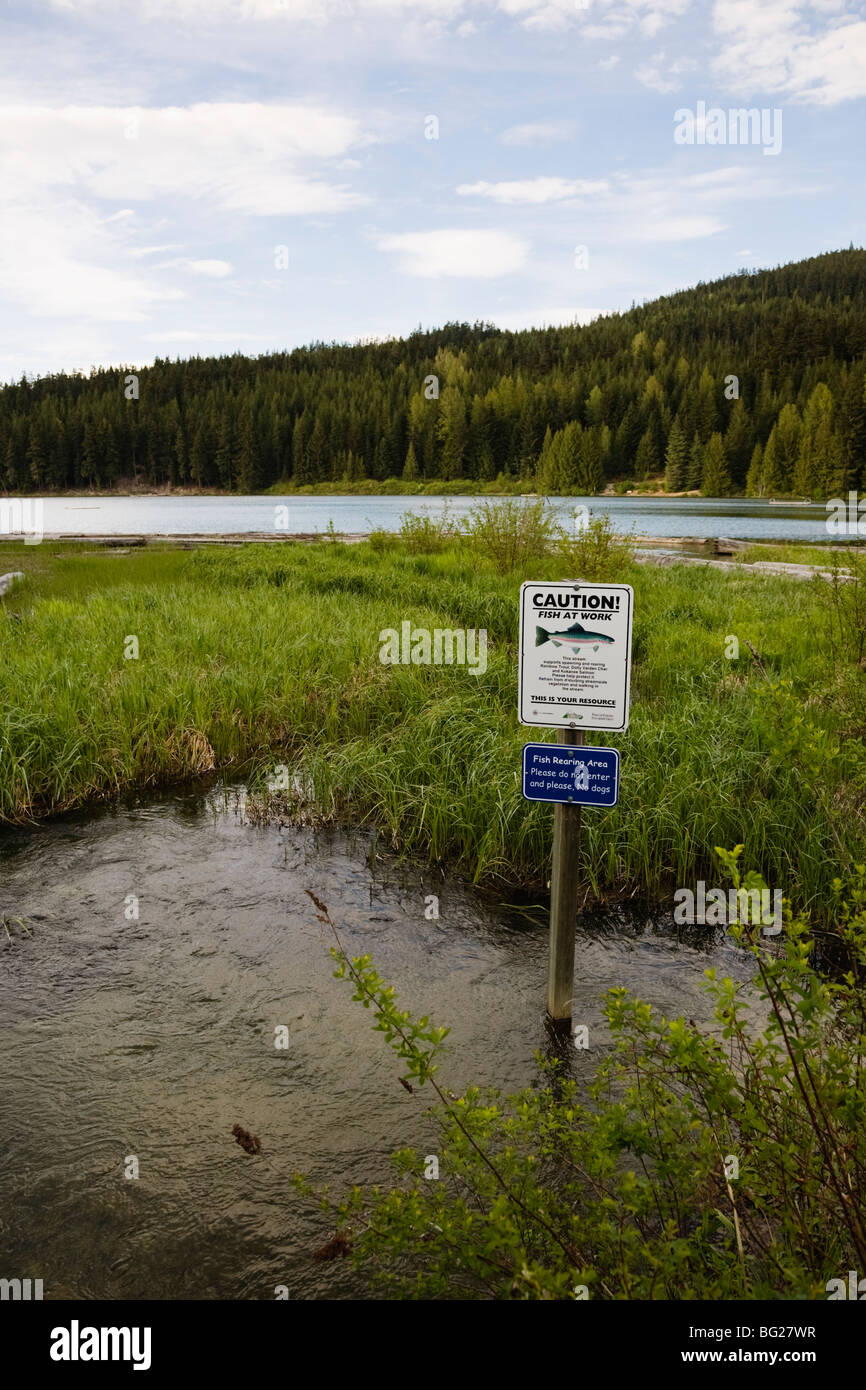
(522, 744, 620, 807)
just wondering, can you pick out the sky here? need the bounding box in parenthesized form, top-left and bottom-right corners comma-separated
(0, 0, 864, 383)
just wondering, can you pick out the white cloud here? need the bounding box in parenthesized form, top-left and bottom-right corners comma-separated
(499, 121, 576, 146)
(0, 103, 366, 217)
(141, 329, 265, 342)
(0, 101, 364, 347)
(712, 1, 866, 105)
(457, 176, 608, 203)
(635, 51, 695, 92)
(495, 0, 689, 33)
(188, 259, 233, 277)
(519, 5, 573, 33)
(566, 169, 736, 243)
(618, 172, 729, 236)
(456, 165, 771, 241)
(640, 7, 681, 37)
(51, 0, 468, 19)
(155, 258, 234, 277)
(681, 166, 815, 198)
(376, 228, 529, 277)
(0, 200, 182, 321)
(584, 22, 630, 39)
(128, 244, 183, 258)
(49, 0, 691, 37)
(494, 305, 602, 330)
(632, 213, 725, 241)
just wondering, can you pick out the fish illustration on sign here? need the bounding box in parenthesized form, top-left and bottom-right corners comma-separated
(535, 621, 615, 653)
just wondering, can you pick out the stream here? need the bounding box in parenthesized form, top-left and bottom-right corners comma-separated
(0, 785, 755, 1299)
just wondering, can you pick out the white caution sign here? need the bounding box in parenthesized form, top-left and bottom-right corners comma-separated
(518, 581, 634, 731)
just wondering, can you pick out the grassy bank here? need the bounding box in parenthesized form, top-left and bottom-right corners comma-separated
(266, 475, 535, 496)
(4, 477, 537, 498)
(0, 535, 862, 918)
(734, 540, 860, 566)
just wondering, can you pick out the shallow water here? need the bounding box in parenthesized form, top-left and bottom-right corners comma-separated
(26, 493, 833, 541)
(0, 787, 755, 1300)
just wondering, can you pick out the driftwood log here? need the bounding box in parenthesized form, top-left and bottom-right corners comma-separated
(0, 571, 25, 597)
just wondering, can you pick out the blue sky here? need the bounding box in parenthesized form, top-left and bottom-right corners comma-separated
(0, 0, 864, 382)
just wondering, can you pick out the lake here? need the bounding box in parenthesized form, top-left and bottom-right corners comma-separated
(18, 494, 836, 542)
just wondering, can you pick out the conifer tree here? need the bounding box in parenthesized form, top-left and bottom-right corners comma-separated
(585, 384, 604, 427)
(437, 384, 467, 480)
(723, 397, 753, 487)
(745, 442, 764, 497)
(81, 420, 98, 488)
(793, 383, 834, 497)
(696, 366, 719, 440)
(26, 421, 46, 489)
(760, 426, 784, 495)
(558, 422, 583, 489)
(536, 425, 561, 492)
(477, 441, 495, 480)
(575, 427, 604, 493)
(535, 425, 554, 490)
(3, 434, 18, 490)
(764, 404, 801, 494)
(701, 432, 732, 496)
(664, 419, 689, 491)
(174, 427, 187, 485)
(686, 433, 703, 491)
(613, 399, 642, 474)
(292, 411, 310, 484)
(838, 368, 866, 492)
(189, 424, 211, 487)
(635, 427, 658, 480)
(236, 407, 261, 493)
(402, 441, 419, 481)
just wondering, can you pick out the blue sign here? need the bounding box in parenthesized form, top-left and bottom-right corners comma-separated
(522, 743, 620, 807)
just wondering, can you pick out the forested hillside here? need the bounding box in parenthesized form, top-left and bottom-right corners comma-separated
(3, 248, 866, 497)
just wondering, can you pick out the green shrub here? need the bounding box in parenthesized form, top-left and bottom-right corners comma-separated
(367, 527, 400, 552)
(461, 497, 556, 574)
(398, 507, 458, 553)
(302, 852, 866, 1300)
(553, 514, 636, 582)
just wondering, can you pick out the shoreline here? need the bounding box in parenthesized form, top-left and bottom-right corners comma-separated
(0, 482, 825, 502)
(1, 531, 850, 580)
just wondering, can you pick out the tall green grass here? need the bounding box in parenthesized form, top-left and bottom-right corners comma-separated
(0, 537, 862, 917)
